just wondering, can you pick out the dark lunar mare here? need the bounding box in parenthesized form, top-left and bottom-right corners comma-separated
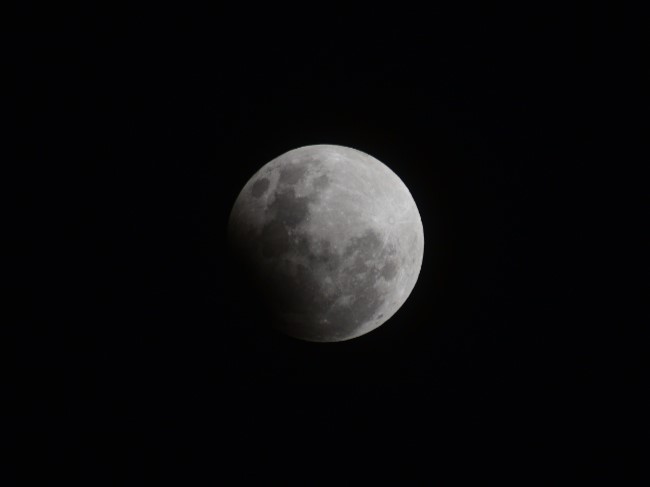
(251, 178, 270, 198)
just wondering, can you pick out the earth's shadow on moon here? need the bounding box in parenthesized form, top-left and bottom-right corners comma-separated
(224, 237, 428, 384)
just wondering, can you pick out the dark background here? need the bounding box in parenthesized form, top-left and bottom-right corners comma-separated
(12, 2, 642, 484)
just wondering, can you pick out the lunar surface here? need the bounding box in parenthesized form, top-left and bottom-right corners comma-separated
(228, 144, 424, 342)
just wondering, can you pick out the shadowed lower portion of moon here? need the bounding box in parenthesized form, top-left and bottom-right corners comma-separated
(228, 145, 424, 342)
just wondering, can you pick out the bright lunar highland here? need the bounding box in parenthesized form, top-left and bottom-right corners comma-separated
(228, 145, 424, 342)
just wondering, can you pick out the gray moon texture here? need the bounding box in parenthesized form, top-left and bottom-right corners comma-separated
(228, 144, 424, 342)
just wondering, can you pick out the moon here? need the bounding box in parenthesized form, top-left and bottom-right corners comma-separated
(228, 144, 424, 342)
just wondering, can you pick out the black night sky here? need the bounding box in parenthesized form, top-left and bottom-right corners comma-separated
(13, 2, 642, 484)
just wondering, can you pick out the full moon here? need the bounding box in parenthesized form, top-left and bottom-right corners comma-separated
(228, 145, 424, 342)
